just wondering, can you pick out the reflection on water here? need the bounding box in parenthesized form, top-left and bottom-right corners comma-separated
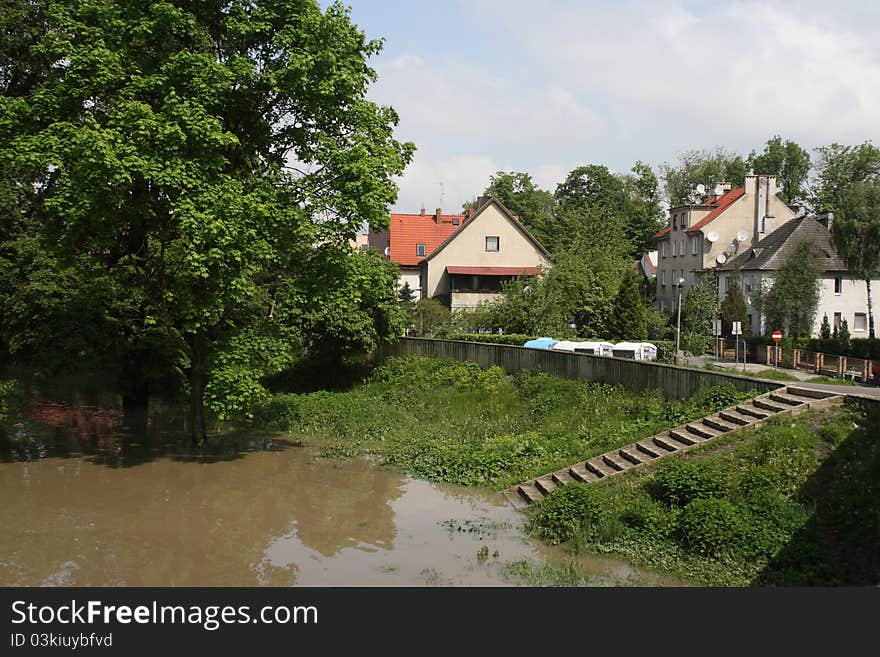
(1, 393, 689, 587)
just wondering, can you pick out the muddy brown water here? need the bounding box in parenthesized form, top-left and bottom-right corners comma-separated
(1, 396, 688, 587)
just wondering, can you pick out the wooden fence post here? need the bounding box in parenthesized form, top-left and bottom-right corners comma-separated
(838, 356, 846, 378)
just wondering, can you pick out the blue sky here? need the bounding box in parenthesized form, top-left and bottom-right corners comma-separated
(328, 1, 880, 212)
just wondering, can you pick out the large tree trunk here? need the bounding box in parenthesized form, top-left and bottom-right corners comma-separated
(188, 329, 207, 444)
(868, 278, 875, 339)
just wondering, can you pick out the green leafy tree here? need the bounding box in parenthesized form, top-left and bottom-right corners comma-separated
(610, 272, 647, 340)
(0, 1, 414, 439)
(819, 313, 831, 340)
(812, 141, 880, 212)
(748, 135, 812, 203)
(760, 240, 822, 339)
(660, 147, 750, 207)
(619, 161, 666, 257)
(719, 279, 751, 338)
(833, 179, 880, 337)
(482, 171, 556, 248)
(680, 276, 718, 356)
(410, 298, 450, 337)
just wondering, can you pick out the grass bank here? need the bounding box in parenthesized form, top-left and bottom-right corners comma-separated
(253, 356, 755, 489)
(526, 405, 879, 586)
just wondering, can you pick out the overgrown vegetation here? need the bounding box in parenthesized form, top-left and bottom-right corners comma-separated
(0, 379, 25, 429)
(252, 356, 754, 489)
(526, 406, 879, 586)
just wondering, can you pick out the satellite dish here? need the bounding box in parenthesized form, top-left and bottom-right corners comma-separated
(706, 231, 719, 243)
(383, 246, 390, 256)
(716, 253, 727, 265)
(736, 230, 748, 243)
(714, 184, 724, 196)
(695, 184, 706, 195)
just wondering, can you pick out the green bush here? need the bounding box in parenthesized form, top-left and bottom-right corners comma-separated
(654, 340, 675, 363)
(676, 497, 746, 558)
(528, 484, 607, 545)
(446, 333, 537, 346)
(0, 379, 26, 425)
(650, 459, 728, 507)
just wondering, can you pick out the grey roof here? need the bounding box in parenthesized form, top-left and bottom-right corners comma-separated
(717, 217, 848, 273)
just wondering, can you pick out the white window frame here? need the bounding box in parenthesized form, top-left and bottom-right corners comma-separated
(661, 241, 668, 258)
(416, 243, 426, 257)
(691, 236, 698, 255)
(661, 270, 667, 286)
(485, 236, 500, 252)
(854, 313, 867, 332)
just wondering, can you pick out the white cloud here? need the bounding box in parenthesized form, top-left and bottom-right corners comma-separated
(368, 1, 880, 212)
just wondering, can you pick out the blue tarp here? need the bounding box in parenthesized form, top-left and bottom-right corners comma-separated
(523, 338, 559, 350)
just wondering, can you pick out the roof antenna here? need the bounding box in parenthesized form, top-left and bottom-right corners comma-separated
(437, 181, 445, 213)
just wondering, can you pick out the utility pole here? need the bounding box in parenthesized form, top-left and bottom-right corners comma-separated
(675, 278, 684, 364)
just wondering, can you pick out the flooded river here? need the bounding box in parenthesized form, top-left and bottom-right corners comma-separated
(1, 394, 687, 587)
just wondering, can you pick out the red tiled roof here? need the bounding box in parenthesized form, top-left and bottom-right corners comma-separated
(389, 212, 466, 266)
(686, 187, 745, 233)
(654, 226, 671, 238)
(446, 266, 541, 276)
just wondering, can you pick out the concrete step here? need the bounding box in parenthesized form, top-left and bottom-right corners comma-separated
(685, 423, 721, 440)
(636, 441, 662, 458)
(534, 477, 557, 496)
(769, 392, 806, 406)
(736, 404, 770, 420)
(669, 429, 702, 446)
(602, 453, 628, 472)
(719, 410, 754, 426)
(551, 471, 573, 486)
(786, 386, 837, 400)
(703, 416, 737, 432)
(585, 459, 615, 478)
(517, 484, 544, 505)
(569, 465, 599, 483)
(753, 398, 786, 413)
(619, 447, 645, 465)
(654, 434, 686, 451)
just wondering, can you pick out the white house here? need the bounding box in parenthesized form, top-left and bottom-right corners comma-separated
(716, 215, 880, 337)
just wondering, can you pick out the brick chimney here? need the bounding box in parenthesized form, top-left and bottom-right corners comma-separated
(420, 206, 425, 217)
(476, 195, 490, 210)
(434, 207, 442, 223)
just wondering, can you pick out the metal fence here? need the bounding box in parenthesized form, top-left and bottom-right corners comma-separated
(758, 345, 878, 383)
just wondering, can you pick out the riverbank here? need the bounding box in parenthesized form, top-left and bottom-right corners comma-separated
(253, 356, 757, 489)
(526, 405, 879, 586)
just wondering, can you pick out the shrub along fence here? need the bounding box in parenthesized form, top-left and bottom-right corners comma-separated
(377, 338, 781, 400)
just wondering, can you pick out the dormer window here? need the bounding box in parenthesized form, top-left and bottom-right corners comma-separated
(416, 243, 426, 257)
(452, 218, 459, 226)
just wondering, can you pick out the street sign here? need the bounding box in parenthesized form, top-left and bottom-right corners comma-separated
(732, 321, 742, 336)
(712, 319, 722, 337)
(772, 330, 783, 342)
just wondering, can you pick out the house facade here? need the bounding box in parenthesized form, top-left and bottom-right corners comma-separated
(654, 175, 799, 313)
(717, 215, 880, 337)
(368, 207, 465, 299)
(370, 197, 551, 310)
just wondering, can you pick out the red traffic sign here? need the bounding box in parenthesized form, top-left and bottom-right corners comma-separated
(772, 330, 783, 342)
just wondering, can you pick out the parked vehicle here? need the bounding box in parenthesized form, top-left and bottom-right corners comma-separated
(551, 340, 614, 357)
(612, 342, 658, 361)
(523, 337, 559, 350)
